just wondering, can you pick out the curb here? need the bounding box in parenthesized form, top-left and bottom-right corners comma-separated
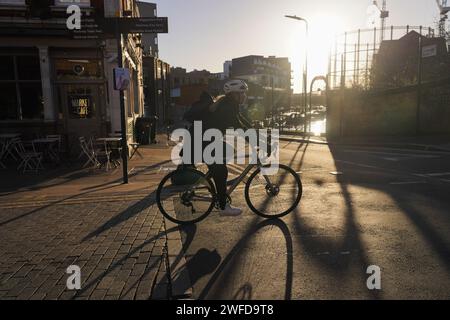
(280, 136, 328, 145)
(280, 136, 450, 153)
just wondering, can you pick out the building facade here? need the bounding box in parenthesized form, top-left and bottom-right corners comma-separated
(0, 0, 145, 151)
(142, 56, 171, 126)
(137, 1, 158, 57)
(372, 31, 450, 89)
(230, 55, 293, 116)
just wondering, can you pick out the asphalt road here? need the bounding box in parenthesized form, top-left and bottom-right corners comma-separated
(176, 141, 450, 300)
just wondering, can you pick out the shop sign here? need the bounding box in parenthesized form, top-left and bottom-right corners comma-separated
(69, 95, 91, 118)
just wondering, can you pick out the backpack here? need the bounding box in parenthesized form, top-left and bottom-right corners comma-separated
(183, 92, 215, 123)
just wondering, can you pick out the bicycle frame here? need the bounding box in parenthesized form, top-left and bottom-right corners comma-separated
(203, 161, 274, 198)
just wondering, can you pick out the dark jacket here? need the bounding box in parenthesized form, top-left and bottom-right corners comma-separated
(183, 91, 215, 123)
(201, 95, 252, 133)
(181, 95, 252, 164)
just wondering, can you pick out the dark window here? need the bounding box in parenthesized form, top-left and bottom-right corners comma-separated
(17, 55, 41, 80)
(0, 56, 15, 81)
(0, 83, 18, 120)
(0, 52, 42, 120)
(19, 83, 43, 119)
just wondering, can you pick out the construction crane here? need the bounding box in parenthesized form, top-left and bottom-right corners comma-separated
(373, 0, 389, 41)
(436, 0, 450, 38)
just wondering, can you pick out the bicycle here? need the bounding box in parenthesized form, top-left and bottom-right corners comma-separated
(156, 158, 302, 225)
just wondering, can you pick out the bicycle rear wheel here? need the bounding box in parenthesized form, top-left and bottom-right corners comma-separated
(156, 168, 216, 225)
(245, 164, 302, 218)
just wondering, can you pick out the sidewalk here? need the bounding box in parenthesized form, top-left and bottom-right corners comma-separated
(0, 139, 183, 300)
(280, 133, 450, 152)
(0, 135, 174, 199)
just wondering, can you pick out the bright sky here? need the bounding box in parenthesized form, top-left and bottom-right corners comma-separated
(142, 0, 441, 92)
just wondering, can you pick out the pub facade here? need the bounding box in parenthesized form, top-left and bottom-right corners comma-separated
(0, 0, 145, 151)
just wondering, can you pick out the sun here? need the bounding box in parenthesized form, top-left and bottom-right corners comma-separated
(283, 13, 346, 92)
(308, 14, 345, 76)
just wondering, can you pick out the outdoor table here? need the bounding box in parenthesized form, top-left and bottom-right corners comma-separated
(96, 137, 123, 168)
(0, 133, 21, 167)
(96, 137, 122, 143)
(31, 138, 60, 164)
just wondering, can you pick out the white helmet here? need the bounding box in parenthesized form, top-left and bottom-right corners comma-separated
(224, 80, 249, 94)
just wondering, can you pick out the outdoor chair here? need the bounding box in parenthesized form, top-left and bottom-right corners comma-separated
(79, 137, 100, 168)
(92, 139, 113, 171)
(77, 136, 94, 160)
(11, 138, 44, 173)
(46, 135, 62, 153)
(129, 142, 143, 160)
(108, 133, 122, 138)
(0, 144, 6, 168)
(108, 142, 122, 168)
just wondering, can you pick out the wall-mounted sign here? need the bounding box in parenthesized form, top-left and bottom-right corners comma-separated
(55, 0, 91, 7)
(69, 95, 92, 118)
(101, 17, 169, 34)
(71, 17, 169, 40)
(114, 68, 131, 91)
(73, 64, 85, 76)
(422, 44, 437, 58)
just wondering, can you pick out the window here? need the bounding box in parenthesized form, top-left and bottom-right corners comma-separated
(122, 0, 132, 13)
(133, 72, 139, 114)
(0, 83, 18, 120)
(0, 56, 14, 80)
(54, 0, 91, 7)
(0, 52, 43, 121)
(17, 56, 41, 80)
(0, 0, 26, 5)
(20, 83, 44, 119)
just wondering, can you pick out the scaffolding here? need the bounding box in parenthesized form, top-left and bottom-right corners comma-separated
(328, 26, 437, 90)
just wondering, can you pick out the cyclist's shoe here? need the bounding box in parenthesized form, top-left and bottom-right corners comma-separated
(219, 204, 243, 216)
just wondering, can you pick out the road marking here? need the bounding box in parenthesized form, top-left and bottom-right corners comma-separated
(390, 181, 427, 185)
(345, 146, 450, 155)
(335, 159, 380, 170)
(343, 150, 440, 159)
(315, 251, 351, 256)
(382, 157, 400, 161)
(330, 171, 343, 175)
(414, 172, 450, 177)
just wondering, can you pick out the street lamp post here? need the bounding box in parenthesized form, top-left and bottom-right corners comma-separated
(285, 15, 309, 134)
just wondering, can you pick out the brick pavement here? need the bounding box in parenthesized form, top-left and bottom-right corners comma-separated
(0, 143, 178, 300)
(0, 193, 170, 300)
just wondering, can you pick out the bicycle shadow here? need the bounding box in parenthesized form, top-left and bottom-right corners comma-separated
(169, 247, 222, 299)
(195, 218, 293, 300)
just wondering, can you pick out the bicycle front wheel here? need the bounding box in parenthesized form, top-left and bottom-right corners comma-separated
(245, 164, 302, 219)
(156, 168, 216, 225)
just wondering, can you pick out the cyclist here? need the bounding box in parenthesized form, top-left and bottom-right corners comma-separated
(198, 80, 252, 216)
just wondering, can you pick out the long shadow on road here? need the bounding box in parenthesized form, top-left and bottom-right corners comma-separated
(329, 144, 450, 273)
(194, 218, 293, 300)
(183, 143, 303, 300)
(290, 143, 382, 299)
